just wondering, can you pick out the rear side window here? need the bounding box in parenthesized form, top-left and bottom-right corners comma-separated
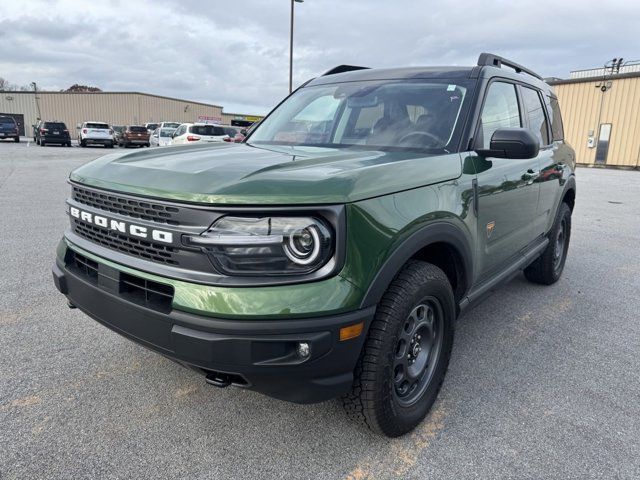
(86, 123, 109, 129)
(189, 125, 225, 136)
(479, 82, 521, 149)
(521, 87, 550, 146)
(129, 126, 147, 133)
(548, 97, 564, 141)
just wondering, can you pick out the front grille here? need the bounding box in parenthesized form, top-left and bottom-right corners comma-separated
(67, 249, 99, 284)
(72, 186, 180, 226)
(119, 272, 174, 313)
(72, 219, 179, 265)
(66, 250, 174, 313)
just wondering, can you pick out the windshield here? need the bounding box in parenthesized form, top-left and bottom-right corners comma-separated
(249, 80, 471, 152)
(160, 128, 175, 137)
(146, 123, 158, 130)
(162, 122, 180, 129)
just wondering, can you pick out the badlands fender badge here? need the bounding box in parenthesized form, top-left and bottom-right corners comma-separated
(486, 221, 496, 238)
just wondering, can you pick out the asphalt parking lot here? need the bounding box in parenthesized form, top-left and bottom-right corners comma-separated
(1, 139, 639, 480)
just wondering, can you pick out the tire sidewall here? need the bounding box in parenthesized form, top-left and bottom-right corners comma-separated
(550, 203, 572, 281)
(375, 269, 455, 434)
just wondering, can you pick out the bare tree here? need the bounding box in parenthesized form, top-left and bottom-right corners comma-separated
(0, 77, 14, 90)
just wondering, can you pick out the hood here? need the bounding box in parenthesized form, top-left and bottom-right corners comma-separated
(70, 143, 462, 205)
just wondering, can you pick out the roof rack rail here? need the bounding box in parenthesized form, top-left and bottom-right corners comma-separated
(322, 65, 370, 76)
(477, 53, 542, 80)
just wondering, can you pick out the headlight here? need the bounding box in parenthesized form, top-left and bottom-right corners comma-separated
(186, 216, 334, 276)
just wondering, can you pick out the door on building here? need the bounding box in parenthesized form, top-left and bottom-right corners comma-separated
(595, 123, 612, 164)
(0, 113, 25, 136)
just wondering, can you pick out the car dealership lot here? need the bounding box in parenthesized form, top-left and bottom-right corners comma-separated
(1, 141, 639, 479)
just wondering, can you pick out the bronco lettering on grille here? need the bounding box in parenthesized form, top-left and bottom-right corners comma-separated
(70, 206, 174, 244)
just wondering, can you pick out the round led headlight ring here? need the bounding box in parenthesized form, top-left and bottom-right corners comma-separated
(284, 226, 321, 265)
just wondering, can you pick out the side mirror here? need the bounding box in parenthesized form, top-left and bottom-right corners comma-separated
(475, 128, 539, 159)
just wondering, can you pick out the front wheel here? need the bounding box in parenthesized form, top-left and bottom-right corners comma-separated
(524, 202, 572, 285)
(342, 260, 455, 437)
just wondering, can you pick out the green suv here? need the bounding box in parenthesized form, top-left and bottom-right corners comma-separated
(53, 53, 576, 437)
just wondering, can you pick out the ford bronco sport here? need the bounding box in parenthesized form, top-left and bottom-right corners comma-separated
(53, 53, 576, 437)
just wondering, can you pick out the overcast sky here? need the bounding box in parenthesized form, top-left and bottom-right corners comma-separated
(1, 0, 638, 115)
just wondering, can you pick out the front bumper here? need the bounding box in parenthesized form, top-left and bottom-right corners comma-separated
(52, 248, 373, 403)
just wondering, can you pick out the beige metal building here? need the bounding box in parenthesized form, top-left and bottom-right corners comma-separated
(0, 90, 263, 137)
(548, 66, 640, 168)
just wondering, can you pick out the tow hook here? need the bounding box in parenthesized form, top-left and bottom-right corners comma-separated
(205, 372, 232, 388)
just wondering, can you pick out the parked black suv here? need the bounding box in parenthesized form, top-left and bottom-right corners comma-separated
(0, 116, 20, 142)
(35, 121, 72, 147)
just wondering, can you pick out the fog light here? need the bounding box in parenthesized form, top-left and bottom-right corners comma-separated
(296, 342, 310, 359)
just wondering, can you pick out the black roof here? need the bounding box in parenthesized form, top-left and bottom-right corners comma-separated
(306, 53, 552, 94)
(307, 66, 476, 86)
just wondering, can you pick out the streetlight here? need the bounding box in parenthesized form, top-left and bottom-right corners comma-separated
(31, 81, 42, 121)
(289, 0, 304, 94)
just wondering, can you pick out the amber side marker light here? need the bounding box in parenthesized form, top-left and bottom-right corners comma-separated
(339, 322, 364, 341)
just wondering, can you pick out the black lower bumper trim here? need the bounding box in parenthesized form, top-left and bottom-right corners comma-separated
(53, 259, 374, 403)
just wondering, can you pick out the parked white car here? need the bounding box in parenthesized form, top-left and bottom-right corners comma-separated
(158, 121, 181, 130)
(150, 127, 177, 147)
(170, 123, 230, 145)
(77, 121, 114, 148)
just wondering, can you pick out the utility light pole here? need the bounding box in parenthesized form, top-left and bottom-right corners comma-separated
(289, 0, 304, 94)
(31, 81, 41, 121)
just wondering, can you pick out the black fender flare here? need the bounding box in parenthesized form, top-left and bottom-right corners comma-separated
(359, 221, 474, 309)
(561, 174, 576, 206)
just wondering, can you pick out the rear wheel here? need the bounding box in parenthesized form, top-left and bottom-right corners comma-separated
(40, 139, 45, 146)
(15, 136, 20, 143)
(342, 260, 454, 437)
(524, 202, 572, 285)
(80, 139, 86, 147)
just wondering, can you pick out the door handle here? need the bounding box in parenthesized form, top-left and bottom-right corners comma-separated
(523, 169, 539, 183)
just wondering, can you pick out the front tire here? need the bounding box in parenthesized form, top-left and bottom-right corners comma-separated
(342, 260, 455, 437)
(524, 202, 572, 285)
